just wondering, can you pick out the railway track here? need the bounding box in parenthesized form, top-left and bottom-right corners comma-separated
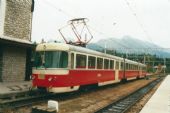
(95, 77, 163, 113)
(0, 85, 101, 112)
(0, 91, 56, 111)
(0, 77, 162, 113)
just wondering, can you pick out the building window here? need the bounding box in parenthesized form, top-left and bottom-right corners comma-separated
(76, 54, 86, 68)
(97, 58, 103, 69)
(88, 56, 96, 69)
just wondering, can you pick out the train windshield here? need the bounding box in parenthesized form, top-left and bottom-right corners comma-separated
(34, 51, 68, 68)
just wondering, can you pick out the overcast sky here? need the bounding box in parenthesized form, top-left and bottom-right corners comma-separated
(32, 0, 170, 48)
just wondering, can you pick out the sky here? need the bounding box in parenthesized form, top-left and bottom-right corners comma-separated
(32, 0, 170, 48)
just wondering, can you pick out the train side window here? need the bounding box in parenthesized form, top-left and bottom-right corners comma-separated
(115, 61, 119, 70)
(126, 63, 129, 70)
(129, 64, 131, 70)
(76, 54, 86, 68)
(104, 59, 109, 69)
(97, 58, 103, 69)
(121, 62, 124, 70)
(71, 53, 74, 69)
(110, 60, 114, 69)
(131, 64, 133, 70)
(139, 66, 142, 70)
(134, 65, 135, 70)
(88, 56, 96, 69)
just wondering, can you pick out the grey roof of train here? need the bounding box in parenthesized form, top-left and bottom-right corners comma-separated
(67, 43, 145, 66)
(38, 42, 145, 66)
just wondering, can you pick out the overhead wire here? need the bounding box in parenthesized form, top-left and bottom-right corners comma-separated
(123, 0, 157, 47)
(88, 25, 130, 49)
(42, 0, 74, 19)
(39, 0, 170, 52)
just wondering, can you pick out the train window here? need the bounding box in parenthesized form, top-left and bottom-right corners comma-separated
(129, 64, 131, 70)
(115, 61, 119, 70)
(126, 63, 129, 70)
(121, 62, 124, 70)
(132, 65, 134, 70)
(76, 54, 87, 68)
(110, 60, 114, 69)
(88, 56, 96, 69)
(133, 65, 135, 70)
(139, 66, 142, 70)
(104, 59, 109, 69)
(71, 53, 74, 69)
(142, 66, 146, 70)
(97, 58, 103, 69)
(34, 51, 68, 68)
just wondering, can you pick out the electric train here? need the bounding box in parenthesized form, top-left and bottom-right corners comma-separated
(32, 42, 147, 93)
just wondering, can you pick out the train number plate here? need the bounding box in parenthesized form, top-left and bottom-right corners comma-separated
(38, 74, 45, 79)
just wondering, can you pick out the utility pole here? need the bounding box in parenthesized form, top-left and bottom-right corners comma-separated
(126, 49, 128, 59)
(144, 54, 146, 64)
(104, 42, 107, 54)
(152, 60, 155, 73)
(164, 58, 166, 75)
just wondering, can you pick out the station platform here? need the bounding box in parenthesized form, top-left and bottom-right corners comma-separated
(140, 75, 170, 113)
(0, 81, 32, 98)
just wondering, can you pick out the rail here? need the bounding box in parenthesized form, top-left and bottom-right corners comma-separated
(95, 77, 163, 113)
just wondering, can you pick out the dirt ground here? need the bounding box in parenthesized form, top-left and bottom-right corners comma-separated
(2, 77, 158, 113)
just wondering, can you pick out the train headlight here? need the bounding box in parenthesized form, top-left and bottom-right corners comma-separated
(48, 77, 53, 81)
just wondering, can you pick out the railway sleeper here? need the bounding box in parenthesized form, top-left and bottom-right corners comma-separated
(32, 106, 56, 113)
(115, 104, 127, 107)
(111, 106, 125, 110)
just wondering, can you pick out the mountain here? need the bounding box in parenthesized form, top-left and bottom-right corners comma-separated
(87, 36, 170, 58)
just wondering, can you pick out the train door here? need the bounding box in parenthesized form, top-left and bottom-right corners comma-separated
(139, 66, 142, 77)
(115, 60, 120, 82)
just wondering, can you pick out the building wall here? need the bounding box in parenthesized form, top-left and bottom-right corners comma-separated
(2, 46, 26, 82)
(0, 45, 3, 82)
(4, 0, 32, 40)
(2, 0, 32, 41)
(0, 0, 33, 82)
(0, 0, 5, 35)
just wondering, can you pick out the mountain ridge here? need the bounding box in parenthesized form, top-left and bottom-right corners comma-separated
(87, 36, 170, 57)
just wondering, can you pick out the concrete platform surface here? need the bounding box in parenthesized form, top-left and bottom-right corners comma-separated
(140, 75, 170, 113)
(0, 81, 32, 96)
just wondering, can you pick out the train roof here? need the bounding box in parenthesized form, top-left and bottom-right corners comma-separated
(36, 42, 146, 66)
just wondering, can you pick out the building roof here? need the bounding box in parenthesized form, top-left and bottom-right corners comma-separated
(0, 35, 35, 48)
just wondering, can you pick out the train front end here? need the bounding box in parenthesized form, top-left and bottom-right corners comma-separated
(32, 43, 78, 93)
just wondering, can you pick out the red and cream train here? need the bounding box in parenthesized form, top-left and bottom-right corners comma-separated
(32, 42, 147, 93)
